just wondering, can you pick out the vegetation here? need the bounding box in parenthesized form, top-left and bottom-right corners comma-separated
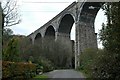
(2, 61, 36, 79)
(3, 1, 120, 79)
(1, 0, 21, 28)
(19, 37, 73, 70)
(79, 2, 120, 79)
(99, 2, 120, 78)
(1, 0, 73, 79)
(1, 0, 21, 47)
(3, 37, 20, 62)
(2, 28, 13, 47)
(79, 48, 97, 77)
(1, 0, 21, 53)
(2, 34, 73, 78)
(79, 48, 111, 78)
(34, 74, 48, 79)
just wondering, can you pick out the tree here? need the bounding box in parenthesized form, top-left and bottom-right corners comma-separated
(1, 0, 21, 60)
(3, 37, 20, 62)
(3, 28, 13, 41)
(2, 28, 13, 55)
(1, 0, 21, 28)
(0, 2, 2, 60)
(99, 2, 120, 78)
(100, 2, 120, 53)
(19, 37, 73, 69)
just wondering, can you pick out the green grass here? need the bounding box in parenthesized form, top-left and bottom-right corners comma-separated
(34, 74, 48, 80)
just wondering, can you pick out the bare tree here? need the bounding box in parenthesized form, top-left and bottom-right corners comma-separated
(1, 0, 21, 28)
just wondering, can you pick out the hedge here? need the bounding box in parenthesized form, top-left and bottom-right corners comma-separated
(2, 61, 37, 79)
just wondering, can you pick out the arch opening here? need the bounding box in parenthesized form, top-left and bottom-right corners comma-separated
(35, 33, 42, 40)
(45, 25, 55, 39)
(58, 14, 75, 35)
(34, 33, 42, 43)
(58, 14, 75, 69)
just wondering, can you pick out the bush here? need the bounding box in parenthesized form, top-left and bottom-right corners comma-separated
(36, 57, 54, 73)
(79, 48, 106, 78)
(2, 61, 37, 79)
(91, 50, 120, 78)
(79, 48, 120, 78)
(3, 37, 20, 62)
(79, 48, 98, 77)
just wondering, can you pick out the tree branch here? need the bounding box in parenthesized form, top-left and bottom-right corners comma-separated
(2, 0, 21, 28)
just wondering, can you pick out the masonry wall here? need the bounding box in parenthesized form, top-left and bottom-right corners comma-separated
(75, 21, 98, 68)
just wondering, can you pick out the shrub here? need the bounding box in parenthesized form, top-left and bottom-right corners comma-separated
(79, 48, 120, 78)
(2, 61, 37, 79)
(3, 37, 20, 62)
(91, 50, 120, 78)
(36, 57, 54, 73)
(79, 48, 98, 77)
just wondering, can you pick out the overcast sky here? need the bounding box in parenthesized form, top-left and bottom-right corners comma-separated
(9, 0, 78, 35)
(3, 0, 107, 48)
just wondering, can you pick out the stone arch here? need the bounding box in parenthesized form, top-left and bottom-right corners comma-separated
(58, 14, 75, 35)
(79, 2, 104, 25)
(35, 33, 42, 40)
(45, 25, 55, 39)
(59, 12, 76, 24)
(57, 14, 75, 68)
(34, 33, 42, 44)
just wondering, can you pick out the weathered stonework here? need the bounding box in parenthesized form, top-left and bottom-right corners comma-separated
(28, 1, 103, 69)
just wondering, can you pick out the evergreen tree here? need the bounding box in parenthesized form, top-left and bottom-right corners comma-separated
(99, 2, 120, 78)
(3, 37, 20, 62)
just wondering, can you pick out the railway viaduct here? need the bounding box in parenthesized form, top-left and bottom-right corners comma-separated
(28, 1, 103, 69)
